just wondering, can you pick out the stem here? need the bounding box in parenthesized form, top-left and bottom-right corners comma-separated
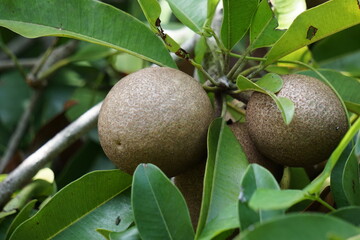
(226, 48, 251, 80)
(30, 38, 59, 77)
(227, 52, 266, 62)
(227, 102, 246, 116)
(0, 37, 27, 80)
(238, 65, 260, 78)
(189, 59, 219, 87)
(0, 90, 42, 173)
(0, 102, 102, 208)
(314, 195, 336, 212)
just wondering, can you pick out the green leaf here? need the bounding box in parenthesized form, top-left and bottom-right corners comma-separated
(331, 139, 360, 207)
(239, 213, 360, 240)
(132, 164, 194, 240)
(238, 164, 283, 231)
(250, 0, 285, 50)
(5, 200, 36, 240)
(255, 73, 283, 93)
(236, 75, 295, 124)
(330, 206, 360, 226)
(55, 190, 133, 240)
(271, 0, 306, 29)
(110, 226, 141, 240)
(221, 0, 259, 50)
(265, 0, 360, 65)
(207, 0, 221, 23)
(165, 0, 207, 34)
(249, 189, 307, 210)
(196, 118, 248, 239)
(0, 0, 176, 68)
(137, 0, 161, 32)
(298, 70, 360, 114)
(10, 170, 132, 240)
(137, 0, 182, 54)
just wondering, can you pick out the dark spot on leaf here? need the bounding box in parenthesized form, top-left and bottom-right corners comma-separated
(36, 222, 40, 225)
(115, 216, 121, 225)
(306, 26, 318, 40)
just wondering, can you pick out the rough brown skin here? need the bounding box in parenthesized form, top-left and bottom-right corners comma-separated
(229, 122, 283, 181)
(173, 160, 206, 229)
(246, 74, 348, 167)
(98, 67, 214, 177)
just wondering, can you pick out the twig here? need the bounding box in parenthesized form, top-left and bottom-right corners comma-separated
(0, 37, 27, 80)
(0, 102, 102, 208)
(0, 90, 42, 173)
(0, 58, 38, 70)
(0, 37, 33, 60)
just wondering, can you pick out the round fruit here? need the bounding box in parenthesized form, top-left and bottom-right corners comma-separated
(229, 122, 283, 181)
(98, 67, 214, 177)
(246, 74, 348, 167)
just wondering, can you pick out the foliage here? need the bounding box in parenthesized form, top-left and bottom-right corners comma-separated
(0, 0, 360, 239)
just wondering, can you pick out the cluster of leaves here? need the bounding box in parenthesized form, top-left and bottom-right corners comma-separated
(0, 0, 360, 239)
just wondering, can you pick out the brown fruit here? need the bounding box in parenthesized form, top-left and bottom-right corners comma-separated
(229, 122, 283, 181)
(173, 160, 206, 228)
(246, 74, 348, 167)
(98, 67, 214, 177)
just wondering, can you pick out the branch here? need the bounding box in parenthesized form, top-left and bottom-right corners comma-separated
(0, 102, 102, 208)
(0, 90, 42, 173)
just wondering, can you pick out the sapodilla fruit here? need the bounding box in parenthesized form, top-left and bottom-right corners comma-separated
(229, 121, 283, 181)
(246, 74, 348, 167)
(98, 67, 214, 177)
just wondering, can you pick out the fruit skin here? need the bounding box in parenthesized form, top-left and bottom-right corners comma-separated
(229, 122, 283, 181)
(173, 160, 206, 229)
(98, 67, 214, 177)
(246, 74, 348, 167)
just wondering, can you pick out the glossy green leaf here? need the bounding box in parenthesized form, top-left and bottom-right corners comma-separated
(272, 0, 306, 29)
(250, 0, 285, 50)
(196, 118, 248, 239)
(249, 189, 307, 210)
(255, 73, 283, 93)
(137, 0, 182, 54)
(236, 75, 294, 124)
(221, 0, 259, 50)
(137, 0, 161, 32)
(10, 170, 132, 240)
(311, 25, 360, 63)
(5, 200, 36, 240)
(110, 226, 141, 240)
(55, 190, 133, 240)
(330, 206, 360, 226)
(207, 0, 221, 22)
(239, 213, 360, 240)
(298, 70, 360, 114)
(0, 0, 176, 68)
(3, 179, 54, 213)
(165, 0, 207, 34)
(331, 137, 360, 207)
(265, 0, 360, 65)
(238, 164, 283, 231)
(132, 164, 194, 240)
